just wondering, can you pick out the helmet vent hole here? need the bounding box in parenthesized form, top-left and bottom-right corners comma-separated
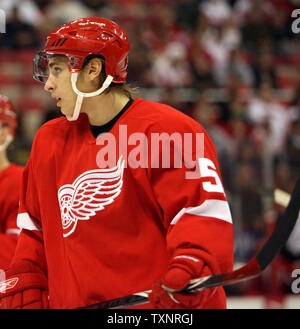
(100, 32, 113, 41)
(113, 39, 122, 48)
(51, 38, 68, 47)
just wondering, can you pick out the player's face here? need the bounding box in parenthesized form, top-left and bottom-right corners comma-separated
(44, 56, 77, 117)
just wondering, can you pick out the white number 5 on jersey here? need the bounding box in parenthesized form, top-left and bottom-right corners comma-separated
(199, 158, 225, 193)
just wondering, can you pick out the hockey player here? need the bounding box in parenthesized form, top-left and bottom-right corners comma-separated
(0, 18, 233, 309)
(0, 95, 23, 270)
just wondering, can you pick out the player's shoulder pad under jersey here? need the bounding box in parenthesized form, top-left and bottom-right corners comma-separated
(131, 99, 206, 134)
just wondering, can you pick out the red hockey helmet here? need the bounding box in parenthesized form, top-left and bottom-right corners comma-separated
(33, 17, 130, 84)
(0, 95, 17, 136)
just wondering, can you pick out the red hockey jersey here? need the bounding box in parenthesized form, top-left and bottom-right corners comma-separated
(13, 98, 233, 308)
(0, 163, 23, 269)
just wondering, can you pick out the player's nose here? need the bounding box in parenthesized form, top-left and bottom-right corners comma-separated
(44, 76, 55, 92)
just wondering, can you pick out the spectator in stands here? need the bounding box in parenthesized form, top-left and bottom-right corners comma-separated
(251, 48, 277, 88)
(240, 4, 273, 54)
(43, 0, 93, 28)
(0, 6, 40, 50)
(233, 163, 265, 260)
(150, 41, 192, 87)
(0, 0, 43, 27)
(199, 0, 232, 26)
(247, 82, 291, 157)
(217, 48, 254, 87)
(200, 17, 241, 86)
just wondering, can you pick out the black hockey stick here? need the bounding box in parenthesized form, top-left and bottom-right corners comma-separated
(81, 178, 300, 309)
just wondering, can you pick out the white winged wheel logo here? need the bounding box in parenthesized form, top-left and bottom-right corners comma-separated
(58, 157, 125, 237)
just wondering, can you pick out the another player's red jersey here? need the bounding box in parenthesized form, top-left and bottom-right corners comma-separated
(13, 98, 234, 308)
(0, 163, 23, 269)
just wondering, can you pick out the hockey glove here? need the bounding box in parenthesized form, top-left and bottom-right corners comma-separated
(0, 261, 48, 309)
(148, 249, 217, 309)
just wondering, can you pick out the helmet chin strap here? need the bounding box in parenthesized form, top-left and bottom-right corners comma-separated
(68, 72, 114, 121)
(0, 134, 13, 152)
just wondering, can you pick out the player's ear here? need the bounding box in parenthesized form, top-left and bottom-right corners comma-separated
(85, 57, 103, 83)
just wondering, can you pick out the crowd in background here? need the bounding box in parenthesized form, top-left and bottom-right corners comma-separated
(0, 0, 300, 303)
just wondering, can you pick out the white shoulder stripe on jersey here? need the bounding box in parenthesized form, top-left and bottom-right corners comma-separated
(5, 228, 21, 235)
(17, 212, 42, 232)
(171, 199, 232, 225)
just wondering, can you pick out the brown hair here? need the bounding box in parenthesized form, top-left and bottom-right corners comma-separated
(82, 55, 138, 99)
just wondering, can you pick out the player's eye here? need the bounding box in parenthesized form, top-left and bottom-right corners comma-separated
(50, 66, 62, 76)
(54, 67, 62, 74)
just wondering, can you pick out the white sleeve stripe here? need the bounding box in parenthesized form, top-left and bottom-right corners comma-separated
(17, 212, 42, 232)
(174, 255, 200, 263)
(5, 228, 21, 235)
(171, 199, 233, 225)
